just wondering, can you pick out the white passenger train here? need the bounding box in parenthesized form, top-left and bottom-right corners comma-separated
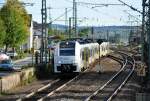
(54, 39, 109, 73)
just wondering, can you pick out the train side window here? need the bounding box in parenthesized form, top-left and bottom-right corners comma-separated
(80, 50, 82, 58)
(90, 49, 92, 57)
(82, 51, 84, 60)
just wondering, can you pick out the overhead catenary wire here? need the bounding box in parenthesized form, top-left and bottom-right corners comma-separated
(118, 0, 142, 14)
(64, 0, 123, 6)
(77, 3, 127, 24)
(50, 8, 73, 24)
(64, 0, 129, 25)
(123, 10, 142, 22)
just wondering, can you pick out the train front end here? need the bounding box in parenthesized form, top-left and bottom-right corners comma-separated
(54, 41, 79, 73)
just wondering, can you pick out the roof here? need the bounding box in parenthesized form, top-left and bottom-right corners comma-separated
(0, 54, 9, 61)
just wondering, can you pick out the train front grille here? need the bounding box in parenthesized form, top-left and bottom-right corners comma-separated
(57, 64, 76, 72)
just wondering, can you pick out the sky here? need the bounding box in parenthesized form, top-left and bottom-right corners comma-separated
(0, 0, 142, 26)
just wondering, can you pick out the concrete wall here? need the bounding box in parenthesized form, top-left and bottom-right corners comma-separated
(0, 68, 35, 92)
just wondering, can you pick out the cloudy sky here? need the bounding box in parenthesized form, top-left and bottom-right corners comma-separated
(0, 0, 142, 26)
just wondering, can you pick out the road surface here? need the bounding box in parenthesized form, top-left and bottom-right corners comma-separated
(0, 56, 35, 77)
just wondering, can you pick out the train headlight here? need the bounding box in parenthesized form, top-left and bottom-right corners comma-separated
(58, 61, 62, 64)
(72, 60, 76, 64)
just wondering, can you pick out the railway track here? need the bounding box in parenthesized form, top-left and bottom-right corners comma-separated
(84, 52, 135, 101)
(16, 74, 81, 101)
(16, 59, 100, 101)
(16, 52, 133, 101)
(37, 54, 125, 101)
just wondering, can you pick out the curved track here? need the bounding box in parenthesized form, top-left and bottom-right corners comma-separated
(84, 51, 135, 101)
(37, 53, 125, 101)
(16, 52, 134, 101)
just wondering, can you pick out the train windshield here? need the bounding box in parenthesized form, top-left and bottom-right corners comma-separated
(59, 42, 75, 56)
(60, 48, 75, 56)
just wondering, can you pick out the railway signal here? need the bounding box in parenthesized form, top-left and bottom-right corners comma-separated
(97, 39, 104, 74)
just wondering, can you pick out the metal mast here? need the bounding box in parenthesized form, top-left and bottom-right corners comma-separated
(75, 2, 77, 37)
(73, 0, 77, 37)
(65, 8, 68, 33)
(41, 0, 47, 63)
(148, 0, 150, 73)
(69, 17, 72, 38)
(141, 0, 146, 62)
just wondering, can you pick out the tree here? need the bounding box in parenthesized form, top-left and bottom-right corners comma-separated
(0, 17, 6, 47)
(78, 28, 90, 37)
(48, 28, 67, 40)
(0, 0, 29, 51)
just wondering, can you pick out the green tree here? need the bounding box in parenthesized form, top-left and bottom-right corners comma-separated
(0, 0, 29, 51)
(78, 28, 90, 37)
(48, 28, 67, 40)
(0, 17, 6, 47)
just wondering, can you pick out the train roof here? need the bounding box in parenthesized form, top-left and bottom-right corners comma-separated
(63, 38, 108, 45)
(63, 38, 97, 44)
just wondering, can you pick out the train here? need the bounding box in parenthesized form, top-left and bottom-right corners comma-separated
(54, 39, 110, 73)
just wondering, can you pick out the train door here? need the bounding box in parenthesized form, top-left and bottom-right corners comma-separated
(83, 48, 90, 69)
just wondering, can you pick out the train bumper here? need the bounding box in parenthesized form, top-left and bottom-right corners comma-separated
(57, 64, 77, 73)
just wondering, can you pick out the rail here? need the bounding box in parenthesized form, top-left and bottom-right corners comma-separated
(106, 54, 135, 101)
(84, 53, 128, 101)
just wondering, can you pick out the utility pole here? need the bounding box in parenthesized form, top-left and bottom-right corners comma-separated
(148, 0, 150, 75)
(91, 27, 94, 41)
(69, 17, 72, 38)
(73, 0, 77, 38)
(73, 0, 75, 37)
(41, 0, 48, 63)
(75, 2, 77, 37)
(47, 7, 52, 30)
(65, 8, 68, 33)
(141, 0, 146, 62)
(107, 30, 109, 41)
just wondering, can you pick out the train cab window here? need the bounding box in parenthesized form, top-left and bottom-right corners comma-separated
(59, 41, 75, 56)
(60, 48, 75, 56)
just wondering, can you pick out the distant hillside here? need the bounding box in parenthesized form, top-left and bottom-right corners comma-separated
(33, 21, 139, 44)
(33, 21, 138, 31)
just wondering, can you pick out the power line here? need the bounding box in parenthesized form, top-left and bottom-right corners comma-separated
(123, 10, 142, 22)
(64, 0, 128, 25)
(50, 8, 72, 23)
(118, 0, 142, 14)
(79, 4, 127, 24)
(77, 2, 124, 6)
(64, 0, 123, 6)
